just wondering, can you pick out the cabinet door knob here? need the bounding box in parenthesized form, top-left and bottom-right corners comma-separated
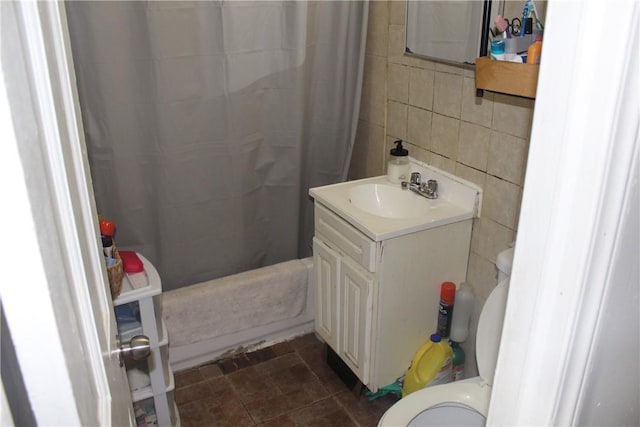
(116, 334, 151, 366)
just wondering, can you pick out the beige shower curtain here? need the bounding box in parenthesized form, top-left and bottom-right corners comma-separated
(65, 1, 368, 290)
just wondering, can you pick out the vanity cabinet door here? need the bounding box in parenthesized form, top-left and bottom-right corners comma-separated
(313, 237, 340, 350)
(339, 257, 373, 384)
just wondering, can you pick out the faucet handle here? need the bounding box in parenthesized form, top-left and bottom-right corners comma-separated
(410, 172, 421, 185)
(425, 179, 438, 199)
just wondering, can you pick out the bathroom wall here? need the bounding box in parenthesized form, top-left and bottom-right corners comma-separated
(349, 1, 535, 307)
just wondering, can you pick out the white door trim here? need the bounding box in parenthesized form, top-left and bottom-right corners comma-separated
(488, 0, 639, 425)
(1, 1, 133, 425)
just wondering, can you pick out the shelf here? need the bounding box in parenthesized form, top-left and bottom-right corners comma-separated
(129, 347, 174, 403)
(134, 390, 176, 427)
(130, 369, 174, 403)
(113, 253, 162, 305)
(132, 384, 154, 403)
(475, 56, 539, 99)
(113, 253, 176, 426)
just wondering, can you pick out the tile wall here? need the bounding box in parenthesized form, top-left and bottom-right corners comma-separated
(348, 1, 536, 372)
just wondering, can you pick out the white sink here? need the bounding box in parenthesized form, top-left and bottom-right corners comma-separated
(309, 160, 482, 241)
(348, 183, 437, 219)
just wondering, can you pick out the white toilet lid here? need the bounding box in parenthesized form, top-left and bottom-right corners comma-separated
(377, 379, 490, 427)
(408, 402, 485, 426)
(475, 278, 510, 385)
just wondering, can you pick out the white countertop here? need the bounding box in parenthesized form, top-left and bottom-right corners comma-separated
(309, 160, 482, 241)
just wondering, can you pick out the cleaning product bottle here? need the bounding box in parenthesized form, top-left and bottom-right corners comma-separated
(450, 283, 474, 343)
(451, 341, 466, 381)
(526, 34, 543, 64)
(402, 334, 453, 397)
(99, 217, 116, 262)
(102, 235, 115, 261)
(436, 282, 456, 338)
(387, 140, 409, 183)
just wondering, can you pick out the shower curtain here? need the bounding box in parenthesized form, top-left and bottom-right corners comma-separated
(65, 1, 368, 290)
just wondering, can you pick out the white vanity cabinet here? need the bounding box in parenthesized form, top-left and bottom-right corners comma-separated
(113, 254, 180, 427)
(313, 234, 374, 383)
(310, 165, 480, 392)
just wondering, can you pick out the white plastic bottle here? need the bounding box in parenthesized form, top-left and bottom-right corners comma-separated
(449, 283, 474, 343)
(387, 140, 409, 183)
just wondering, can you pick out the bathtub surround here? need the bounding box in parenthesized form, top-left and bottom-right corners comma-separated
(65, 1, 369, 291)
(165, 258, 314, 371)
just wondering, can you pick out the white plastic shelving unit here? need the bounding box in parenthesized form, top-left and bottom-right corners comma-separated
(113, 253, 180, 427)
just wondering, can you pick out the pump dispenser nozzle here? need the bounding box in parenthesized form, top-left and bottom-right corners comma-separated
(390, 140, 408, 157)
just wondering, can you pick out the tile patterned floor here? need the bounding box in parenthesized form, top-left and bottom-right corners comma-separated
(175, 334, 399, 426)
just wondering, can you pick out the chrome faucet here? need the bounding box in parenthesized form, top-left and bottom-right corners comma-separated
(401, 172, 438, 199)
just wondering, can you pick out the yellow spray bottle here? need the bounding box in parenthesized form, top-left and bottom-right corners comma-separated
(402, 334, 453, 397)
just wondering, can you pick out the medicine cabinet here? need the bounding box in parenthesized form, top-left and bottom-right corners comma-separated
(405, 0, 546, 99)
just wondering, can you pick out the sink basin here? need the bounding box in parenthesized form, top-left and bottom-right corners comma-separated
(348, 183, 434, 219)
(309, 165, 481, 241)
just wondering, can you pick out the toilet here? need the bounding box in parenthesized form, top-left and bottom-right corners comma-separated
(378, 247, 515, 426)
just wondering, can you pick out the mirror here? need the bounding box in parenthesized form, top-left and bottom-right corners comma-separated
(405, 1, 549, 66)
(405, 1, 486, 65)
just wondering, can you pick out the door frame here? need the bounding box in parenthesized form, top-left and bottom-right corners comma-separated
(489, 0, 639, 425)
(0, 1, 133, 425)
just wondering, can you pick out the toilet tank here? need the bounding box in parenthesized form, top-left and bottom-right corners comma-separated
(496, 247, 515, 282)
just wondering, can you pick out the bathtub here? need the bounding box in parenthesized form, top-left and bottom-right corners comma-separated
(163, 257, 315, 371)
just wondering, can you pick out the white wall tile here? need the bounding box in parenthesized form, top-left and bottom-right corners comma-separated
(389, 0, 406, 25)
(467, 252, 498, 302)
(492, 93, 535, 139)
(431, 113, 460, 160)
(366, 1, 389, 57)
(461, 77, 494, 128)
(429, 152, 456, 174)
(407, 106, 432, 151)
(387, 100, 408, 140)
(360, 55, 387, 126)
(411, 146, 431, 164)
(349, 120, 385, 180)
(487, 131, 528, 185)
(435, 62, 465, 76)
(409, 67, 435, 110)
(472, 217, 515, 264)
(387, 24, 406, 64)
(457, 121, 491, 171)
(455, 163, 487, 191)
(483, 175, 521, 229)
(433, 72, 463, 119)
(388, 63, 409, 103)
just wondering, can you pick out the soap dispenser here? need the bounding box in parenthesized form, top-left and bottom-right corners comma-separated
(387, 140, 409, 183)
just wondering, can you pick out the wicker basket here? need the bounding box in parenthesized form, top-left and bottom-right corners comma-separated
(107, 245, 123, 299)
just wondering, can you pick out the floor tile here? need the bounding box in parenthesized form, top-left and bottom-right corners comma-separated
(175, 333, 398, 426)
(174, 381, 214, 405)
(174, 368, 204, 389)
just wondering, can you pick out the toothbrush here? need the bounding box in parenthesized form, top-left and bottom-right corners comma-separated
(527, 0, 545, 30)
(520, 1, 530, 37)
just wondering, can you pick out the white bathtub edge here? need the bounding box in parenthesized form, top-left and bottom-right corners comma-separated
(168, 256, 315, 372)
(169, 315, 315, 372)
